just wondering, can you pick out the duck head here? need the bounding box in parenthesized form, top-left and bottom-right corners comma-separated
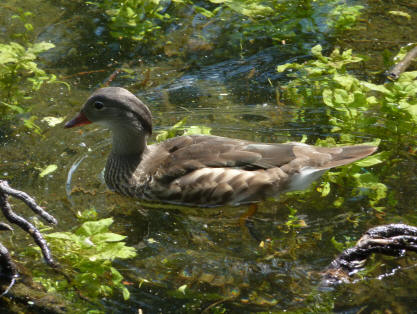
(65, 87, 153, 156)
(65, 87, 152, 135)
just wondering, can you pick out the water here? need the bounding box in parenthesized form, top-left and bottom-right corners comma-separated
(1, 0, 417, 312)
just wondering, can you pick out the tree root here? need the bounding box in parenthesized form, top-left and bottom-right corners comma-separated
(0, 180, 57, 296)
(386, 45, 417, 81)
(322, 223, 417, 286)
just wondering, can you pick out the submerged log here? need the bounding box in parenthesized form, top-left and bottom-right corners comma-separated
(0, 270, 67, 313)
(322, 223, 417, 285)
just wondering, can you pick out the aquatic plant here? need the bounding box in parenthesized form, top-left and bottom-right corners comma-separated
(155, 117, 212, 142)
(278, 44, 417, 210)
(27, 210, 136, 305)
(86, 0, 364, 52)
(86, 0, 172, 42)
(0, 11, 64, 134)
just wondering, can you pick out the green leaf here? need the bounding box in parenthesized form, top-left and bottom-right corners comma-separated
(76, 209, 99, 221)
(156, 117, 187, 142)
(227, 1, 273, 17)
(333, 197, 344, 207)
(361, 82, 393, 96)
(331, 236, 344, 251)
(366, 96, 378, 105)
(193, 5, 215, 18)
(76, 218, 113, 236)
(45, 232, 75, 241)
(28, 42, 55, 54)
(93, 242, 137, 260)
(333, 88, 351, 104)
(322, 89, 334, 107)
(122, 286, 130, 300)
(39, 164, 58, 177)
(398, 71, 417, 82)
(318, 182, 331, 197)
(404, 105, 417, 122)
(111, 267, 123, 281)
(91, 232, 127, 243)
(311, 45, 323, 58)
(352, 171, 375, 184)
(24, 23, 34, 32)
(333, 74, 356, 90)
(353, 151, 385, 167)
(388, 10, 411, 20)
(183, 125, 212, 135)
(277, 63, 295, 72)
(177, 284, 187, 294)
(41, 116, 65, 127)
(2, 102, 25, 114)
(352, 172, 387, 205)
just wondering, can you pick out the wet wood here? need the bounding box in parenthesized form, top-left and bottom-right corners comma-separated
(0, 271, 67, 313)
(0, 242, 17, 296)
(386, 45, 417, 80)
(0, 180, 57, 296)
(322, 224, 417, 285)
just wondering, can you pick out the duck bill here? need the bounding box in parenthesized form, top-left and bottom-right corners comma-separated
(64, 112, 92, 128)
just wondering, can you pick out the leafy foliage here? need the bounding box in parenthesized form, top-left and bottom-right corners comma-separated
(284, 206, 307, 230)
(278, 44, 417, 209)
(0, 11, 66, 133)
(327, 4, 364, 31)
(0, 41, 56, 112)
(197, 0, 363, 44)
(86, 0, 174, 42)
(31, 213, 136, 302)
(155, 117, 212, 142)
(86, 0, 364, 53)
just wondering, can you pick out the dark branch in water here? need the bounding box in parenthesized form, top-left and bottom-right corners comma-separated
(322, 224, 417, 285)
(0, 222, 13, 232)
(0, 181, 57, 225)
(0, 242, 18, 296)
(0, 180, 58, 295)
(386, 45, 417, 81)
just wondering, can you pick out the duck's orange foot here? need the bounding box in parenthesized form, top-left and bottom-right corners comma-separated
(239, 203, 262, 241)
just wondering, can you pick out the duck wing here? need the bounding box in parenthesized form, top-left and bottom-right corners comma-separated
(143, 135, 376, 205)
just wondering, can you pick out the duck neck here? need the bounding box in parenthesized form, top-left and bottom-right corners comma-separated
(110, 126, 148, 160)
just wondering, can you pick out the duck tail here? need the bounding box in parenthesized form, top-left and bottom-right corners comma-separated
(319, 145, 378, 169)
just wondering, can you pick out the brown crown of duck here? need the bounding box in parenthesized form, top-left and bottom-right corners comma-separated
(65, 87, 377, 207)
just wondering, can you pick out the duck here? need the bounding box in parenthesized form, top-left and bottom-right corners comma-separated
(65, 87, 377, 207)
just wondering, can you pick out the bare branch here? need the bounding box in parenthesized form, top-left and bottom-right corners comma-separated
(0, 180, 58, 295)
(386, 45, 417, 81)
(322, 224, 417, 285)
(0, 187, 56, 267)
(0, 180, 57, 225)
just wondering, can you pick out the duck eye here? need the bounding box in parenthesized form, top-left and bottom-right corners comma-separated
(94, 101, 104, 110)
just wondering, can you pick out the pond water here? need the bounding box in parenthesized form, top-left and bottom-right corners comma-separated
(1, 0, 417, 312)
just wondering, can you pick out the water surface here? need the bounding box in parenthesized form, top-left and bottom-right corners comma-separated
(1, 0, 417, 312)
